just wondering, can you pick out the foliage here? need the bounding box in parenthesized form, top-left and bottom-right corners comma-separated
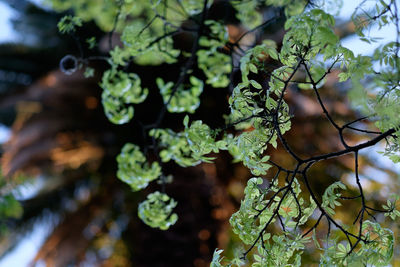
(57, 15, 82, 34)
(0, 195, 23, 220)
(100, 69, 148, 124)
(49, 0, 400, 265)
(0, 169, 25, 234)
(116, 143, 161, 191)
(197, 20, 231, 87)
(149, 128, 201, 167)
(157, 76, 204, 113)
(137, 191, 178, 230)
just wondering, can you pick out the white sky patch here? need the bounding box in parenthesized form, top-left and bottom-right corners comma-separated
(0, 124, 11, 144)
(27, 0, 54, 11)
(344, 172, 373, 190)
(337, 0, 377, 19)
(0, 2, 18, 43)
(362, 145, 400, 173)
(344, 146, 399, 194)
(338, 0, 398, 56)
(13, 176, 46, 201)
(341, 23, 397, 56)
(362, 165, 391, 184)
(28, 0, 45, 6)
(0, 213, 58, 267)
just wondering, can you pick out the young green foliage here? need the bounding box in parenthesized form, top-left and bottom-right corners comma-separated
(183, 116, 227, 160)
(138, 191, 178, 230)
(197, 20, 231, 88)
(149, 128, 201, 167)
(157, 76, 204, 113)
(57, 15, 82, 34)
(321, 182, 346, 216)
(54, 0, 400, 264)
(320, 221, 394, 266)
(116, 143, 161, 191)
(100, 69, 148, 124)
(227, 130, 272, 176)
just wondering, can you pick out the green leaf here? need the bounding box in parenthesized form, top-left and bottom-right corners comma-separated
(157, 77, 203, 113)
(0, 195, 23, 219)
(100, 69, 148, 124)
(250, 80, 262, 89)
(138, 191, 178, 230)
(117, 143, 161, 191)
(57, 15, 82, 34)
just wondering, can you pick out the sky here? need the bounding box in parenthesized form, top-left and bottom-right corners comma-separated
(0, 218, 56, 267)
(0, 0, 399, 266)
(0, 2, 17, 43)
(338, 0, 397, 55)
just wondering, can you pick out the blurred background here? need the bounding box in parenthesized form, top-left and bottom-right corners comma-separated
(0, 0, 399, 266)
